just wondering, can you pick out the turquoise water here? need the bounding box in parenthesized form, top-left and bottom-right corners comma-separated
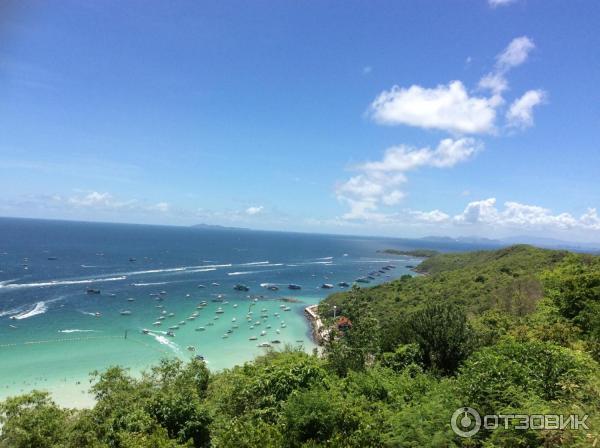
(0, 218, 427, 406)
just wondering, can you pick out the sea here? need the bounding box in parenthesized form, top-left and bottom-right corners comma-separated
(0, 217, 471, 407)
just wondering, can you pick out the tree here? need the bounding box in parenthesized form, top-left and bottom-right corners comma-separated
(409, 301, 474, 375)
(0, 391, 69, 448)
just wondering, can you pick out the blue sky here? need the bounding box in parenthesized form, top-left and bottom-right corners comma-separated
(1, 0, 599, 242)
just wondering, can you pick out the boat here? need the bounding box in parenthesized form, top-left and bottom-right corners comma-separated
(166, 330, 175, 337)
(215, 308, 225, 314)
(195, 354, 205, 361)
(127, 297, 135, 302)
(276, 329, 280, 334)
(169, 325, 179, 330)
(283, 306, 291, 311)
(257, 342, 271, 348)
(197, 284, 206, 289)
(211, 282, 220, 286)
(232, 317, 237, 322)
(187, 346, 195, 352)
(233, 304, 238, 308)
(168, 312, 175, 317)
(94, 312, 102, 317)
(288, 284, 301, 290)
(120, 310, 132, 315)
(355, 277, 370, 283)
(270, 340, 281, 344)
(86, 288, 101, 294)
(233, 284, 250, 291)
(129, 257, 136, 262)
(338, 281, 350, 287)
(207, 322, 214, 326)
(195, 327, 206, 331)
(321, 283, 334, 289)
(249, 336, 258, 340)
(159, 290, 167, 295)
(260, 330, 267, 336)
(178, 321, 186, 325)
(152, 321, 162, 326)
(142, 329, 150, 334)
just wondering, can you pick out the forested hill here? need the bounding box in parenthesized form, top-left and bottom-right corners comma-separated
(2, 244, 599, 447)
(321, 245, 571, 322)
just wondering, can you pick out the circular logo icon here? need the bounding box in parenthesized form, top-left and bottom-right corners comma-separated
(451, 407, 481, 437)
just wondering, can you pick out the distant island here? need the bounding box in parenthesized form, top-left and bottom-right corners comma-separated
(378, 248, 439, 257)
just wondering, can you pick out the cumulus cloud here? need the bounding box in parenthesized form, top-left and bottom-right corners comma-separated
(369, 81, 498, 134)
(339, 36, 547, 223)
(453, 198, 587, 230)
(245, 206, 264, 215)
(369, 36, 541, 135)
(506, 89, 546, 128)
(336, 138, 480, 220)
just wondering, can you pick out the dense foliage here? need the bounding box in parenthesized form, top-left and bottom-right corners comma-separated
(2, 245, 599, 447)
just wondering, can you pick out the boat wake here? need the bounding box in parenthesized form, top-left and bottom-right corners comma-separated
(59, 329, 98, 334)
(12, 301, 47, 320)
(0, 276, 127, 290)
(228, 265, 285, 276)
(0, 305, 25, 318)
(132, 281, 169, 287)
(148, 332, 182, 355)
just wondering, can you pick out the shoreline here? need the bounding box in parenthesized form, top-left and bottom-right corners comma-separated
(304, 304, 328, 345)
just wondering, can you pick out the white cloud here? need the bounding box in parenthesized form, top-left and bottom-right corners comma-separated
(339, 36, 547, 224)
(245, 206, 264, 215)
(337, 138, 480, 220)
(496, 36, 535, 71)
(151, 202, 170, 213)
(369, 81, 498, 134)
(506, 89, 546, 128)
(68, 191, 135, 208)
(409, 209, 451, 223)
(580, 208, 600, 230)
(363, 66, 372, 75)
(369, 36, 541, 135)
(489, 0, 517, 6)
(453, 198, 586, 230)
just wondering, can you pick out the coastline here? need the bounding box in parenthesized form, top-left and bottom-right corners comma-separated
(304, 304, 328, 346)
